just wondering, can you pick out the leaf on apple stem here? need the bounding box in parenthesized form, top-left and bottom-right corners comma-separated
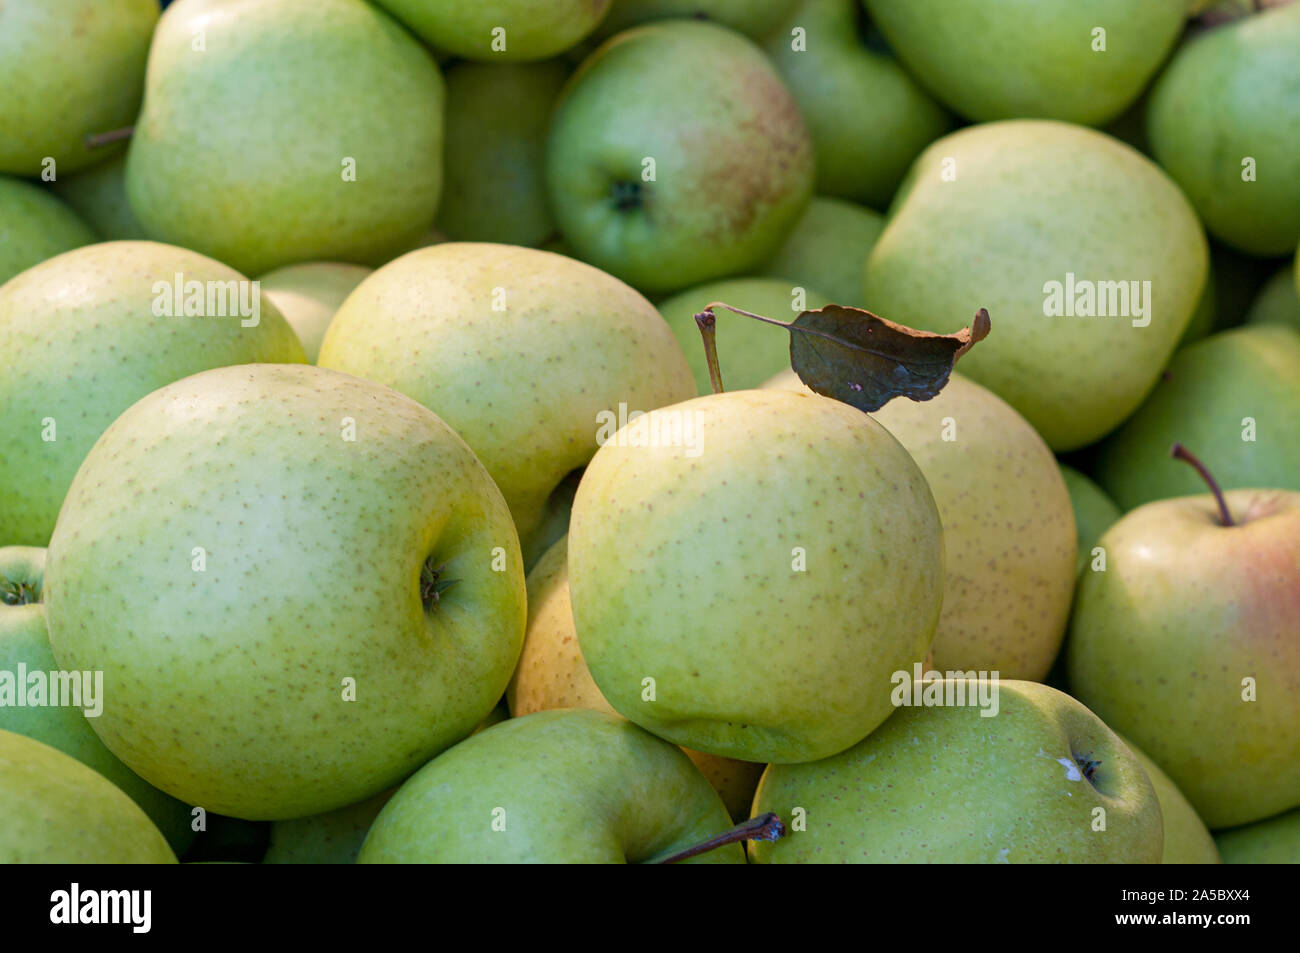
(693, 302, 991, 412)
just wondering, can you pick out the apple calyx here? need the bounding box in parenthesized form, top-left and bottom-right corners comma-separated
(84, 126, 135, 149)
(648, 812, 786, 864)
(1075, 756, 1102, 784)
(419, 559, 458, 611)
(1170, 442, 1235, 527)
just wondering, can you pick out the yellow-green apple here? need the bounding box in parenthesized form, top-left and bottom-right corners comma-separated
(126, 0, 445, 275)
(863, 120, 1208, 450)
(436, 60, 569, 247)
(1093, 326, 1300, 509)
(1244, 265, 1300, 330)
(1059, 465, 1121, 577)
(0, 241, 305, 547)
(317, 242, 696, 562)
(545, 19, 814, 294)
(762, 0, 951, 207)
(0, 0, 157, 175)
(0, 729, 176, 863)
(1147, 1, 1300, 255)
(0, 175, 95, 284)
(372, 0, 612, 61)
(263, 791, 393, 865)
(44, 364, 527, 820)
(1215, 808, 1300, 864)
(863, 0, 1187, 125)
(750, 679, 1163, 863)
(358, 709, 744, 863)
(756, 196, 885, 306)
(258, 262, 373, 363)
(508, 537, 764, 821)
(0, 546, 195, 854)
(51, 155, 149, 241)
(568, 388, 944, 764)
(1118, 734, 1220, 864)
(1068, 480, 1300, 828)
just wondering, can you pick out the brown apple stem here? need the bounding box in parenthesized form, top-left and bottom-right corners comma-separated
(84, 126, 135, 149)
(694, 310, 726, 394)
(649, 812, 786, 864)
(1170, 443, 1234, 527)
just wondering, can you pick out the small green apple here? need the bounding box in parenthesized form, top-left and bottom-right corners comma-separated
(0, 0, 157, 176)
(257, 262, 373, 363)
(0, 546, 195, 855)
(755, 196, 885, 306)
(1117, 734, 1220, 864)
(1058, 465, 1122, 577)
(45, 364, 527, 820)
(1147, 2, 1300, 255)
(51, 154, 149, 241)
(263, 791, 393, 865)
(762, 0, 951, 208)
(569, 388, 944, 764)
(863, 0, 1187, 125)
(508, 537, 764, 822)
(0, 175, 95, 285)
(0, 728, 177, 863)
(1093, 326, 1300, 509)
(1215, 808, 1300, 864)
(750, 679, 1163, 863)
(358, 709, 745, 863)
(436, 60, 569, 247)
(1068, 485, 1300, 828)
(658, 277, 831, 394)
(0, 240, 306, 547)
(862, 120, 1208, 451)
(545, 19, 814, 294)
(318, 242, 696, 560)
(372, 0, 612, 61)
(1244, 265, 1300, 331)
(127, 0, 446, 275)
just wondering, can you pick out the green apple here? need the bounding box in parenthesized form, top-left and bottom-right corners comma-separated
(126, 0, 445, 276)
(1147, 2, 1300, 255)
(595, 0, 800, 39)
(1093, 326, 1300, 509)
(508, 536, 764, 822)
(1178, 265, 1217, 349)
(765, 371, 1075, 680)
(0, 729, 176, 863)
(1244, 265, 1300, 330)
(44, 363, 528, 820)
(1117, 734, 1220, 864)
(569, 388, 944, 764)
(358, 709, 744, 863)
(1058, 465, 1121, 577)
(0, 240, 306, 547)
(263, 790, 393, 864)
(658, 277, 831, 394)
(863, 120, 1209, 451)
(0, 175, 95, 285)
(372, 0, 612, 61)
(51, 155, 149, 241)
(762, 0, 951, 208)
(318, 242, 696, 560)
(756, 196, 884, 306)
(436, 60, 568, 247)
(1215, 808, 1300, 864)
(0, 0, 157, 176)
(0, 546, 195, 855)
(258, 262, 373, 363)
(863, 0, 1187, 125)
(1068, 488, 1300, 828)
(545, 19, 814, 294)
(750, 679, 1163, 863)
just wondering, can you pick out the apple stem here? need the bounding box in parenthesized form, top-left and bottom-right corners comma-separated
(649, 812, 786, 864)
(1170, 443, 1234, 527)
(84, 126, 134, 149)
(694, 310, 726, 394)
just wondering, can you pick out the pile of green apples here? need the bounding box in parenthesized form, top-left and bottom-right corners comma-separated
(1, 0, 1298, 865)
